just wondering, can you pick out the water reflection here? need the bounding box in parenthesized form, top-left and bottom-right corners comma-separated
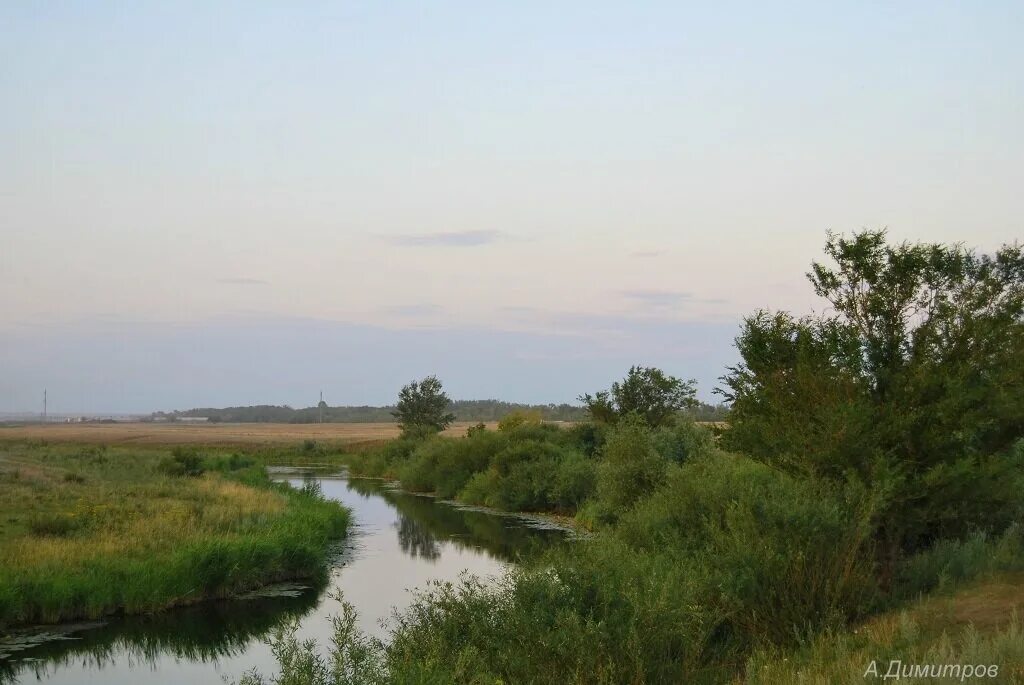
(346, 478, 564, 562)
(0, 471, 565, 685)
(395, 513, 441, 560)
(0, 588, 319, 684)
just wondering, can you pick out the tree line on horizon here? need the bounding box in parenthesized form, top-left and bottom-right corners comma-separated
(149, 399, 730, 425)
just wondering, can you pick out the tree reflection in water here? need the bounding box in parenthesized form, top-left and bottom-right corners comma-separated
(344, 478, 566, 563)
(0, 587, 321, 685)
(395, 513, 441, 560)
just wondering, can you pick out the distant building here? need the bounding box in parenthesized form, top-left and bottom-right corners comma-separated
(177, 417, 210, 423)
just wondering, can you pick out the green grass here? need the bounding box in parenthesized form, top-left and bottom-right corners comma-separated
(0, 442, 350, 628)
(742, 574, 1024, 684)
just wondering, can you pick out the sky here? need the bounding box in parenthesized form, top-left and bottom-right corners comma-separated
(2, 1, 1022, 413)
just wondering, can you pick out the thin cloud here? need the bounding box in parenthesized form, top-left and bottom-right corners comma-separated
(217, 277, 270, 286)
(622, 290, 693, 307)
(388, 230, 504, 247)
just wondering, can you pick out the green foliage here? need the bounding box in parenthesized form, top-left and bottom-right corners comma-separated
(616, 453, 880, 641)
(347, 436, 423, 479)
(235, 231, 1024, 685)
(744, 607, 1024, 685)
(721, 230, 1024, 568)
(158, 447, 206, 477)
(467, 440, 592, 512)
(368, 455, 879, 682)
(650, 418, 715, 464)
(348, 422, 597, 514)
(579, 365, 697, 427)
(243, 423, 1023, 685)
(392, 375, 456, 436)
(465, 421, 487, 437)
(893, 524, 1024, 601)
(161, 399, 590, 424)
(237, 594, 386, 685)
(564, 420, 607, 457)
(206, 452, 257, 472)
(0, 443, 350, 628)
(396, 433, 502, 499)
(593, 420, 668, 520)
(242, 452, 885, 684)
(496, 408, 543, 432)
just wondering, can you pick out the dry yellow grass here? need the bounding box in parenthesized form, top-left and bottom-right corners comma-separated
(0, 421, 499, 446)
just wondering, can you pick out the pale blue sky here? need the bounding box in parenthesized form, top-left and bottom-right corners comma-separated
(2, 2, 1022, 412)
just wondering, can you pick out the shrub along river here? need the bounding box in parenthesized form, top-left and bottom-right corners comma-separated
(0, 468, 568, 684)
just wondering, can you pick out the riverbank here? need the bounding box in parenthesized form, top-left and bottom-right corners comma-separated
(1, 464, 564, 684)
(0, 442, 350, 629)
(742, 572, 1024, 683)
(264, 423, 1024, 683)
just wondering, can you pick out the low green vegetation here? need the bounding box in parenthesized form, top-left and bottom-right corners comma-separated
(347, 412, 711, 517)
(237, 230, 1024, 684)
(0, 442, 349, 628)
(744, 568, 1024, 684)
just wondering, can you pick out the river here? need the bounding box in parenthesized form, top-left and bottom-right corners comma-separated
(0, 469, 567, 684)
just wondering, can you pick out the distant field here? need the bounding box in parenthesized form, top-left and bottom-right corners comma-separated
(0, 421, 500, 446)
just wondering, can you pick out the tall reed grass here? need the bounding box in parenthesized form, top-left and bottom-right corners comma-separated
(0, 443, 349, 627)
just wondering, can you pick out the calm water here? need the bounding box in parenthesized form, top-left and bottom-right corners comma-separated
(0, 470, 566, 684)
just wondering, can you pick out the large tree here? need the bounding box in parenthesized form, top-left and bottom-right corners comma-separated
(720, 230, 1024, 572)
(580, 366, 697, 428)
(392, 376, 456, 436)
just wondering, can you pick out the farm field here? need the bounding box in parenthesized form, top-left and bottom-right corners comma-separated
(0, 421, 499, 446)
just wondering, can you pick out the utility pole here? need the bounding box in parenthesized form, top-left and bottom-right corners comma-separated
(43, 388, 47, 423)
(319, 390, 323, 424)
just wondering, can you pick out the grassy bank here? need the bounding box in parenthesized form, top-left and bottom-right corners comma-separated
(743, 572, 1024, 684)
(0, 442, 350, 628)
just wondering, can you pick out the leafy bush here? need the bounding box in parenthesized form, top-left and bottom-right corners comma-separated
(397, 433, 502, 498)
(158, 447, 206, 477)
(347, 436, 423, 478)
(721, 231, 1024, 568)
(579, 365, 697, 427)
(564, 421, 606, 457)
(893, 524, 1024, 601)
(650, 418, 714, 463)
(497, 409, 543, 432)
(206, 452, 256, 473)
(378, 549, 723, 685)
(350, 422, 597, 514)
(458, 440, 596, 513)
(592, 420, 667, 521)
(616, 452, 880, 644)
